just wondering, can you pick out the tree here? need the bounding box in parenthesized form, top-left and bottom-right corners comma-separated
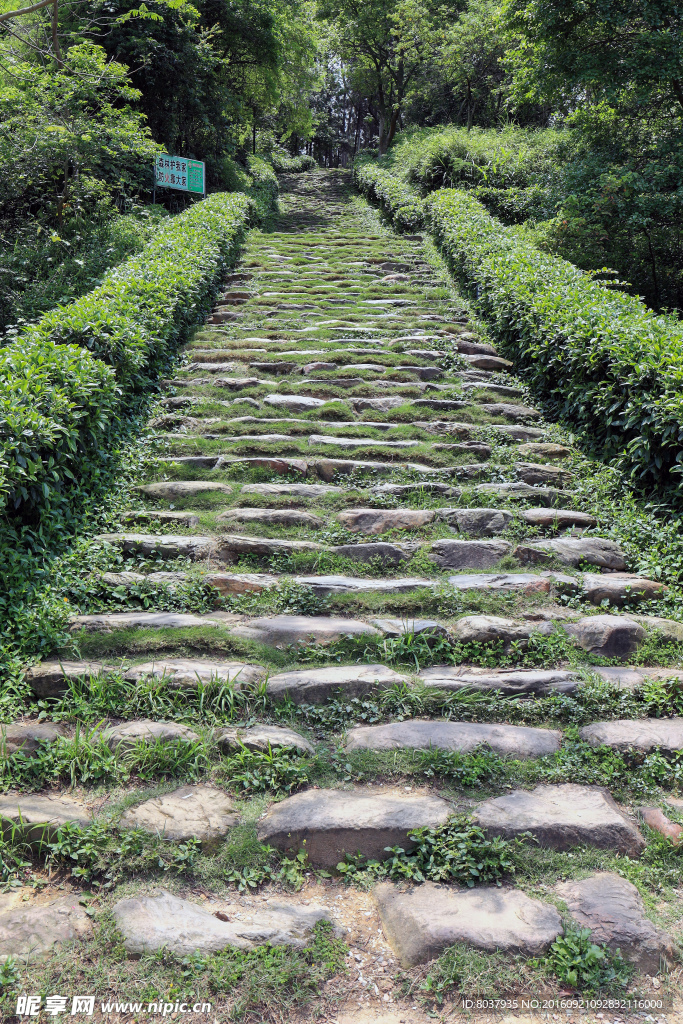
(318, 0, 452, 153)
(502, 0, 683, 113)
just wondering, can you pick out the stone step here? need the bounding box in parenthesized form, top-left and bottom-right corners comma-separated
(515, 537, 627, 570)
(241, 482, 344, 497)
(375, 881, 562, 969)
(556, 873, 674, 972)
(120, 785, 238, 849)
(578, 718, 683, 754)
(102, 719, 200, 752)
(216, 724, 314, 755)
(473, 783, 645, 856)
(345, 720, 562, 758)
(71, 611, 227, 632)
(124, 659, 264, 688)
(266, 664, 407, 703)
(112, 891, 335, 957)
(0, 897, 93, 961)
(419, 665, 579, 695)
(122, 510, 200, 527)
(0, 793, 92, 844)
(229, 614, 381, 648)
(216, 508, 325, 528)
(256, 787, 451, 867)
(0, 722, 66, 757)
(136, 481, 233, 499)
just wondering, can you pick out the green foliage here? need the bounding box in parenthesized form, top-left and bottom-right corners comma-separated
(45, 821, 202, 886)
(545, 927, 632, 993)
(0, 44, 158, 230)
(186, 921, 346, 1014)
(270, 151, 316, 173)
(353, 158, 425, 231)
(1, 191, 250, 531)
(423, 185, 683, 498)
(337, 815, 520, 887)
(245, 156, 280, 223)
(226, 746, 312, 795)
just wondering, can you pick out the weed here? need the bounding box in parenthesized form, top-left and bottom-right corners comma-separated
(337, 815, 523, 887)
(543, 927, 633, 993)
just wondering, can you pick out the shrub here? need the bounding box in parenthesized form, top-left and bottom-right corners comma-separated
(18, 192, 251, 391)
(545, 927, 632, 993)
(353, 159, 425, 231)
(246, 156, 280, 222)
(424, 187, 683, 497)
(270, 151, 317, 173)
(1, 192, 251, 526)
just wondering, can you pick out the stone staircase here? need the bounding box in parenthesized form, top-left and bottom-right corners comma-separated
(5, 169, 681, 1011)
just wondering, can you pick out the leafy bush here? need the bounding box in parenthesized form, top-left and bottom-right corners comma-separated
(545, 927, 632, 993)
(1, 191, 251, 529)
(353, 159, 425, 231)
(338, 815, 521, 886)
(270, 151, 317, 173)
(246, 156, 280, 222)
(423, 187, 683, 497)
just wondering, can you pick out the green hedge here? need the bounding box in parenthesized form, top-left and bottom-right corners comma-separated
(246, 156, 279, 221)
(19, 192, 251, 392)
(3, 192, 252, 524)
(352, 160, 424, 231)
(271, 151, 317, 173)
(426, 188, 683, 496)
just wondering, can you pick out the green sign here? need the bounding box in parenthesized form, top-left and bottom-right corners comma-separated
(155, 155, 205, 194)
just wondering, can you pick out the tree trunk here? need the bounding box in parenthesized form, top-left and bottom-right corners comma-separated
(385, 108, 401, 150)
(252, 119, 256, 156)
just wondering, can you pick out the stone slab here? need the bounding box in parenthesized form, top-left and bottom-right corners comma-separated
(521, 508, 597, 528)
(375, 881, 562, 968)
(241, 483, 344, 497)
(474, 784, 645, 856)
(71, 612, 223, 632)
(579, 718, 683, 754)
(439, 508, 513, 536)
(257, 787, 451, 867)
(24, 660, 111, 697)
(119, 785, 237, 849)
(214, 534, 325, 561)
(430, 539, 512, 569)
(0, 793, 92, 845)
(124, 659, 264, 689)
(419, 665, 578, 696)
(216, 725, 314, 755)
(0, 896, 93, 960)
(515, 538, 627, 571)
(337, 509, 434, 534)
(217, 509, 324, 528)
(567, 615, 645, 657)
(0, 722, 67, 756)
(291, 575, 434, 595)
(229, 615, 381, 648)
(345, 720, 562, 758)
(446, 572, 577, 597)
(103, 720, 200, 753)
(267, 664, 407, 703)
(330, 541, 414, 565)
(112, 890, 334, 956)
(585, 573, 666, 606)
(556, 873, 674, 972)
(451, 615, 554, 646)
(135, 481, 233, 499)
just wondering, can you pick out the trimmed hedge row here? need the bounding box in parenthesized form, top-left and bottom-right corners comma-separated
(2, 191, 252, 522)
(246, 156, 279, 221)
(352, 160, 424, 231)
(271, 151, 316, 173)
(425, 189, 683, 495)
